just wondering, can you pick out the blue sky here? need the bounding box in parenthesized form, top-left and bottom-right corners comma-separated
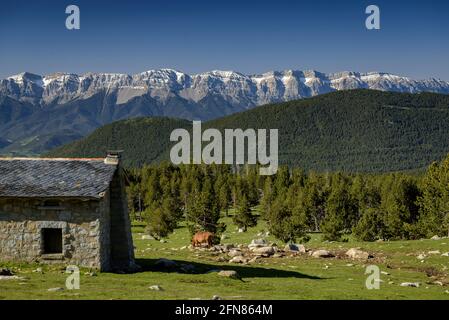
(0, 0, 448, 80)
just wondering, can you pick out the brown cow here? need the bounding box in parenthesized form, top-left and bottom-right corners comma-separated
(191, 231, 215, 248)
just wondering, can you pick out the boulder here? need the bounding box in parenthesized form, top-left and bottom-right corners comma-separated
(345, 248, 371, 260)
(0, 275, 23, 281)
(248, 239, 268, 249)
(47, 287, 64, 292)
(212, 295, 222, 300)
(311, 250, 334, 258)
(229, 256, 248, 264)
(222, 244, 235, 251)
(251, 246, 275, 256)
(228, 249, 242, 258)
(441, 252, 449, 257)
(284, 244, 306, 253)
(218, 270, 240, 279)
(417, 254, 426, 260)
(427, 250, 440, 255)
(149, 285, 164, 291)
(221, 234, 229, 240)
(141, 235, 154, 240)
(216, 256, 227, 262)
(0, 268, 13, 276)
(249, 256, 260, 263)
(431, 235, 441, 240)
(400, 282, 420, 288)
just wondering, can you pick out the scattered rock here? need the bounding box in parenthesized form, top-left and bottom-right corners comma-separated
(218, 270, 240, 279)
(431, 235, 441, 240)
(48, 287, 64, 292)
(221, 244, 235, 251)
(0, 268, 13, 276)
(251, 246, 275, 256)
(180, 246, 187, 250)
(154, 258, 177, 268)
(229, 256, 248, 264)
(381, 271, 390, 275)
(345, 248, 371, 260)
(160, 239, 167, 243)
(0, 275, 23, 281)
(228, 249, 242, 258)
(248, 239, 268, 249)
(249, 256, 260, 263)
(441, 252, 449, 257)
(238, 228, 245, 233)
(273, 253, 284, 258)
(212, 295, 222, 300)
(345, 263, 354, 267)
(284, 244, 306, 253)
(221, 234, 229, 240)
(149, 285, 164, 291)
(33, 268, 43, 273)
(141, 235, 154, 240)
(433, 281, 444, 286)
(417, 254, 426, 260)
(400, 282, 420, 288)
(312, 250, 334, 258)
(428, 250, 441, 255)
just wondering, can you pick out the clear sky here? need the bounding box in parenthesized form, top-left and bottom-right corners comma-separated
(0, 0, 448, 80)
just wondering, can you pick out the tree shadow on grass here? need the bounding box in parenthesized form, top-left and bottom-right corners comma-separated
(135, 258, 322, 280)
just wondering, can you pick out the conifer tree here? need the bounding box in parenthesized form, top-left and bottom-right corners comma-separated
(233, 195, 257, 232)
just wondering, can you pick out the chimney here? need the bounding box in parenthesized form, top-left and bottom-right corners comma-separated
(104, 150, 123, 165)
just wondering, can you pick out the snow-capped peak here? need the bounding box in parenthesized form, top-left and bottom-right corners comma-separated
(2, 68, 449, 107)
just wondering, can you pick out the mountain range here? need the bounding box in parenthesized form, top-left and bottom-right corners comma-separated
(1, 69, 449, 155)
(47, 90, 449, 173)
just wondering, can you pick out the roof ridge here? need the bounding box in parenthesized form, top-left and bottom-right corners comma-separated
(0, 157, 105, 161)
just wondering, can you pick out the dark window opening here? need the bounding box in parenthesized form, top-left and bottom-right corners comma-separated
(42, 228, 63, 254)
(43, 200, 61, 207)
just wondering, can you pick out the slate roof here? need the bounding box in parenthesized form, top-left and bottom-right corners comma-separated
(0, 158, 118, 198)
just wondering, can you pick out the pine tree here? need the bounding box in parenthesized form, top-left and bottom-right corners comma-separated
(418, 156, 449, 237)
(233, 195, 257, 232)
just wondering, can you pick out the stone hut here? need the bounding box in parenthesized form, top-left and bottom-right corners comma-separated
(0, 153, 136, 272)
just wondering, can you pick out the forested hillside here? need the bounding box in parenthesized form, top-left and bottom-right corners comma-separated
(47, 90, 449, 172)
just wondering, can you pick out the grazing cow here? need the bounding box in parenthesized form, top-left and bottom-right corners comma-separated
(191, 231, 214, 248)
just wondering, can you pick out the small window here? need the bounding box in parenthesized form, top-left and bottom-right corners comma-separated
(42, 228, 63, 254)
(43, 200, 61, 207)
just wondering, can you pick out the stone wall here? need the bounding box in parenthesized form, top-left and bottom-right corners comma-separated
(0, 196, 111, 270)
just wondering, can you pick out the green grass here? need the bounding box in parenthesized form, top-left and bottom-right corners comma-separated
(1, 216, 448, 300)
